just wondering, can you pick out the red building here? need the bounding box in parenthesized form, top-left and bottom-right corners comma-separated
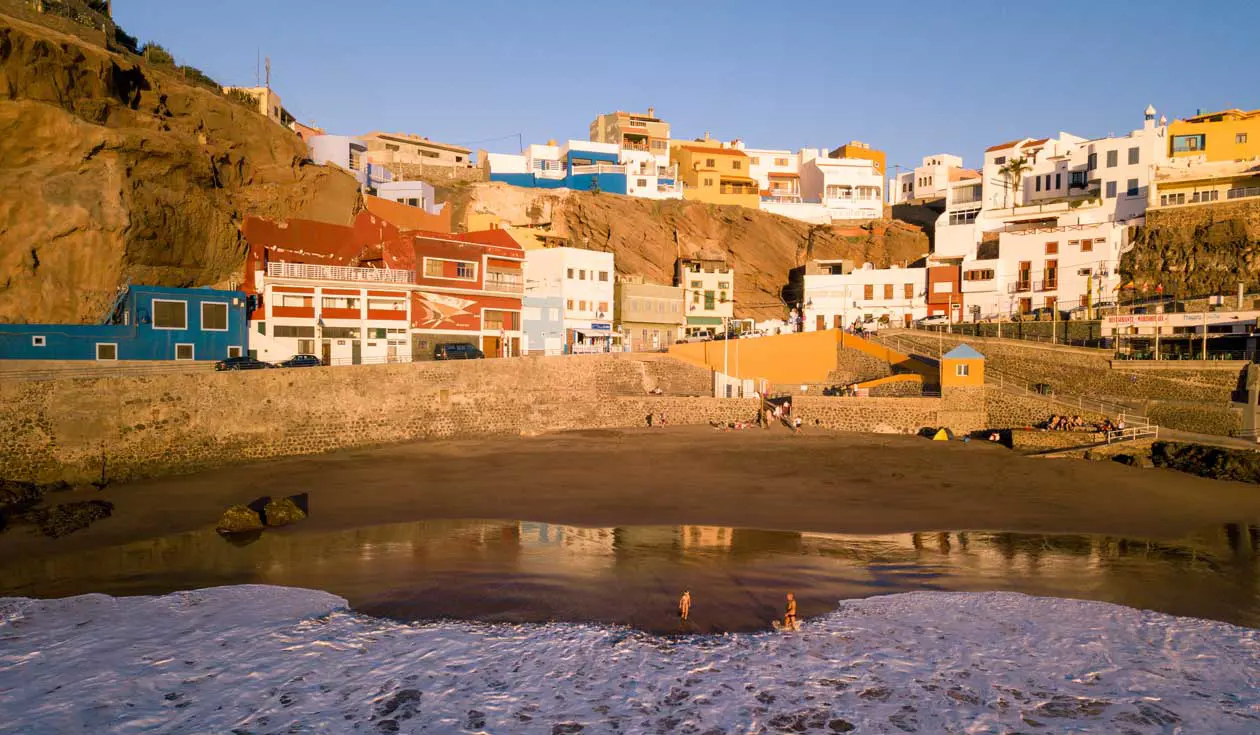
(241, 212, 523, 363)
(926, 264, 964, 320)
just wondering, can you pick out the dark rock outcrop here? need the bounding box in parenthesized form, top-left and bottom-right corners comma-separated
(262, 496, 306, 527)
(20, 499, 112, 537)
(1150, 441, 1260, 484)
(216, 504, 264, 535)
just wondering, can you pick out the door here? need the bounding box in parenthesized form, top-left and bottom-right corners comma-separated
(351, 340, 362, 365)
(482, 335, 502, 358)
(1018, 298, 1032, 314)
(387, 343, 397, 363)
(816, 315, 826, 331)
(833, 315, 843, 329)
(321, 340, 332, 366)
(1044, 259, 1058, 290)
(1018, 261, 1032, 290)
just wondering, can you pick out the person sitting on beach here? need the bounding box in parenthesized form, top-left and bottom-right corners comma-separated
(793, 416, 802, 433)
(679, 590, 691, 621)
(783, 592, 798, 629)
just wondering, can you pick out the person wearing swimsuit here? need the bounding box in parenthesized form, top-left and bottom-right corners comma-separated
(784, 592, 797, 629)
(679, 590, 692, 622)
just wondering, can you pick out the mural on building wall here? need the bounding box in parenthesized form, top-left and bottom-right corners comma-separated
(414, 292, 478, 329)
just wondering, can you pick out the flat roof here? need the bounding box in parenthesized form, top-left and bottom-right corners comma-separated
(361, 131, 471, 154)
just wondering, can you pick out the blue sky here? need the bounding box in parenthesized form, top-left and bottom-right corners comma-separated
(115, 0, 1259, 171)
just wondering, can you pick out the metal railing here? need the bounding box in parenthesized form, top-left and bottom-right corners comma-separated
(570, 163, 625, 175)
(875, 332, 1152, 427)
(484, 276, 524, 294)
(1106, 425, 1159, 444)
(1227, 186, 1260, 201)
(267, 261, 414, 284)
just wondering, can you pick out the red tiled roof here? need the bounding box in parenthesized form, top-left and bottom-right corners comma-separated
(1025, 137, 1050, 148)
(676, 144, 748, 157)
(985, 139, 1023, 153)
(364, 195, 453, 233)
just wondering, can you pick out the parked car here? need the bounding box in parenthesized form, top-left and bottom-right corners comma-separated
(215, 355, 272, 371)
(274, 354, 321, 368)
(916, 315, 949, 327)
(434, 342, 484, 360)
(1031, 307, 1072, 322)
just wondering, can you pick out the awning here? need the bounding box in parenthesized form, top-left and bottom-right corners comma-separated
(686, 316, 724, 326)
(573, 328, 615, 339)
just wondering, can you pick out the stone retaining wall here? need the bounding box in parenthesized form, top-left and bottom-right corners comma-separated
(1145, 403, 1242, 437)
(985, 391, 1108, 430)
(0, 355, 984, 484)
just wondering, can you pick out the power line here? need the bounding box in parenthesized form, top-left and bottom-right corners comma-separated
(447, 132, 523, 147)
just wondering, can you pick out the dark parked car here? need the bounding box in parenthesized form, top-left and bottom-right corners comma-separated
(215, 355, 272, 371)
(1031, 307, 1072, 322)
(274, 354, 322, 368)
(434, 342, 484, 360)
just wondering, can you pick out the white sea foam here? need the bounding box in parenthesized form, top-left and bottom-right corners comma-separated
(1, 586, 1257, 733)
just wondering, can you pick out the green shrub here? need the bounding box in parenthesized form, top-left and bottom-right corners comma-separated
(141, 42, 174, 65)
(179, 65, 220, 92)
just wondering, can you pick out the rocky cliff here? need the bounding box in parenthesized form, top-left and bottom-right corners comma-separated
(452, 183, 929, 321)
(1122, 199, 1260, 295)
(0, 9, 360, 324)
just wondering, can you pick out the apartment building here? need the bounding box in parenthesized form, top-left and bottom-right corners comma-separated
(223, 85, 293, 126)
(360, 131, 472, 170)
(803, 263, 927, 330)
(1167, 108, 1260, 162)
(590, 108, 671, 167)
(670, 137, 759, 208)
(830, 140, 886, 178)
(486, 140, 680, 199)
(889, 154, 969, 204)
(674, 257, 735, 337)
(614, 276, 685, 351)
(746, 145, 884, 222)
(524, 247, 619, 353)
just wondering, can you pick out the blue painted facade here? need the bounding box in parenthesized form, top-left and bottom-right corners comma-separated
(0, 285, 249, 361)
(489, 143, 632, 194)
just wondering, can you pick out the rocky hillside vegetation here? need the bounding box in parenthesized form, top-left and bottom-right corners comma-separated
(448, 183, 929, 321)
(0, 5, 360, 324)
(1123, 199, 1260, 296)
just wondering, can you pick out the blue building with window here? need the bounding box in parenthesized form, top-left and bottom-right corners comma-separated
(0, 285, 249, 361)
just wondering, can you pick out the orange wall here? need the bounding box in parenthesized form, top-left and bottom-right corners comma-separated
(668, 330, 840, 383)
(941, 358, 985, 387)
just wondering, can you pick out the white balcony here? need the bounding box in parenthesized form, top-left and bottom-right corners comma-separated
(267, 261, 414, 284)
(571, 162, 626, 175)
(484, 274, 524, 294)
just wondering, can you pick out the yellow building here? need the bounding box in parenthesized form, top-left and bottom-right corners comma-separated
(1151, 160, 1260, 209)
(829, 140, 887, 178)
(940, 344, 985, 388)
(1167, 108, 1260, 162)
(670, 138, 760, 208)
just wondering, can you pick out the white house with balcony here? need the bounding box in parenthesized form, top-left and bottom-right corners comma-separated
(524, 247, 619, 353)
(741, 145, 883, 224)
(803, 262, 928, 331)
(674, 257, 735, 337)
(250, 261, 415, 365)
(486, 140, 680, 199)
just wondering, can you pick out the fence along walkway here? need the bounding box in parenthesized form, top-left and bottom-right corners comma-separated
(873, 332, 1156, 433)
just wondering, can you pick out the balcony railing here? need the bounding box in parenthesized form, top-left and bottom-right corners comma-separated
(720, 186, 758, 195)
(1009, 280, 1032, 294)
(484, 275, 524, 293)
(1227, 186, 1260, 200)
(267, 261, 414, 284)
(1039, 278, 1058, 292)
(571, 163, 625, 175)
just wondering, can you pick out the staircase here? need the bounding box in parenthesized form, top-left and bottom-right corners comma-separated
(101, 279, 131, 325)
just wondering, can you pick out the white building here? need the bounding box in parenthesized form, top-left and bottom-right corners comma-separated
(934, 105, 1168, 319)
(485, 140, 681, 200)
(742, 145, 883, 223)
(524, 247, 618, 353)
(373, 180, 442, 214)
(803, 262, 928, 331)
(889, 154, 967, 204)
(675, 257, 735, 337)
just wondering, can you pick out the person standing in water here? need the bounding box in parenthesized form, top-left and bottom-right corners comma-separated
(783, 592, 797, 630)
(679, 590, 692, 621)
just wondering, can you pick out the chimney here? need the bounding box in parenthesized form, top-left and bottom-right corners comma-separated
(647, 106, 655, 118)
(703, 131, 711, 142)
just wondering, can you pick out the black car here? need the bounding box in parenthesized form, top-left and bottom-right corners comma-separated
(434, 342, 484, 360)
(275, 354, 322, 368)
(215, 355, 272, 371)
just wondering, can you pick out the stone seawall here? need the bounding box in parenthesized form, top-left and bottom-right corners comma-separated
(0, 355, 985, 484)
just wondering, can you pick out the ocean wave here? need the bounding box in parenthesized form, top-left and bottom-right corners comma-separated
(1, 585, 1257, 733)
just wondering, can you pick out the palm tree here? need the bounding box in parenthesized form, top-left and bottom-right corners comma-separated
(999, 156, 1031, 208)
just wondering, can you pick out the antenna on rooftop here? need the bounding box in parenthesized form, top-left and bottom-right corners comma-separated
(255, 48, 260, 87)
(265, 57, 271, 90)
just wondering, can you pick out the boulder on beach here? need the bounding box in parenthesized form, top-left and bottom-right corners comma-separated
(217, 504, 265, 535)
(263, 496, 307, 527)
(23, 500, 114, 538)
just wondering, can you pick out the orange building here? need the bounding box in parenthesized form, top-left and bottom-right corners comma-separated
(940, 344, 985, 387)
(829, 140, 887, 178)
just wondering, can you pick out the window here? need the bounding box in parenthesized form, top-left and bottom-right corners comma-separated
(775, 157, 789, 166)
(703, 177, 713, 187)
(1128, 147, 1139, 165)
(566, 299, 574, 310)
(279, 294, 312, 308)
(731, 160, 742, 170)
(406, 198, 420, 207)
(1161, 192, 1187, 206)
(598, 271, 609, 282)
(1106, 150, 1118, 167)
(273, 325, 315, 338)
(579, 300, 588, 311)
(1192, 190, 1220, 203)
(385, 143, 400, 152)
(1035, 177, 1041, 192)
(704, 291, 715, 310)
(1069, 171, 1088, 187)
(1172, 134, 1205, 153)
(994, 156, 1006, 165)
(256, 321, 265, 335)
(1081, 239, 1093, 252)
(964, 269, 995, 281)
(883, 284, 894, 299)
(1237, 133, 1249, 145)
(948, 208, 979, 225)
(904, 283, 914, 298)
(1045, 242, 1058, 254)
(321, 327, 359, 339)
(32, 335, 46, 347)
(424, 258, 476, 281)
(1087, 152, 1097, 170)
(864, 284, 874, 300)
(597, 301, 608, 314)
(175, 344, 194, 360)
(1054, 173, 1061, 189)
(152, 299, 187, 330)
(1127, 179, 1139, 196)
(955, 364, 970, 377)
(718, 281, 730, 289)
(705, 158, 716, 167)
(367, 298, 404, 311)
(457, 262, 475, 279)
(228, 346, 242, 358)
(567, 268, 574, 279)
(1106, 181, 1117, 198)
(637, 178, 647, 187)
(750, 157, 760, 165)
(690, 280, 702, 288)
(578, 270, 586, 280)
(201, 302, 228, 331)
(321, 297, 359, 310)
(96, 343, 117, 361)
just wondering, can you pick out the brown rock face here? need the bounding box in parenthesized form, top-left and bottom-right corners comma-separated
(455, 185, 929, 321)
(1122, 199, 1260, 296)
(0, 11, 360, 324)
